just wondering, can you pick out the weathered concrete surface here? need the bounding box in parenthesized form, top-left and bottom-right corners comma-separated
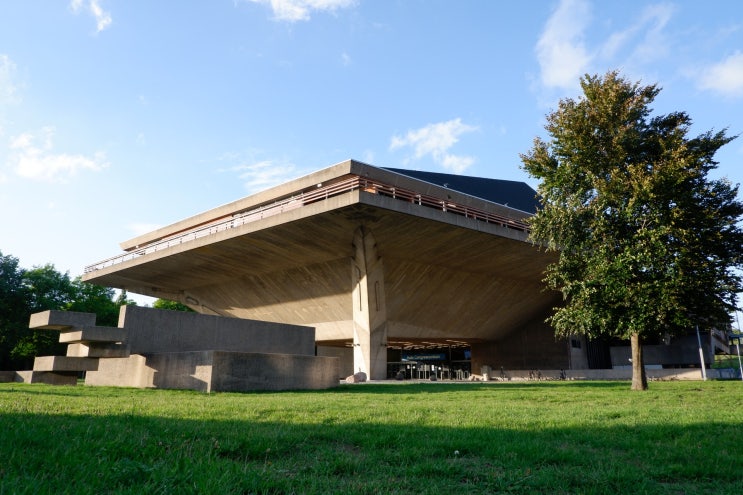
(14, 370, 78, 385)
(535, 368, 706, 381)
(316, 345, 353, 378)
(59, 327, 126, 343)
(432, 368, 711, 381)
(471, 313, 569, 372)
(86, 351, 339, 391)
(209, 352, 339, 391)
(29, 310, 97, 330)
(119, 305, 316, 356)
(351, 227, 388, 380)
(0, 371, 16, 382)
(66, 343, 129, 358)
(84, 355, 151, 388)
(33, 356, 99, 372)
(610, 335, 713, 368)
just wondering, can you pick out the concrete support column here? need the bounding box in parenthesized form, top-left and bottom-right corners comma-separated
(351, 226, 388, 380)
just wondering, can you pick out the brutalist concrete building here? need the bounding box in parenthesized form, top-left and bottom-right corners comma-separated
(84, 160, 725, 380)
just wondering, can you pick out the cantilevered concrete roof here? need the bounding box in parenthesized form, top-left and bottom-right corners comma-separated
(83, 160, 559, 345)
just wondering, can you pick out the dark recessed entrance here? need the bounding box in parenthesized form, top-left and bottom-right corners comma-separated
(386, 339, 474, 380)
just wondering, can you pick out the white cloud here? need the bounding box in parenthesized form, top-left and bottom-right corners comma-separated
(629, 3, 674, 64)
(224, 159, 301, 193)
(360, 149, 375, 164)
(0, 53, 20, 105)
(0, 54, 19, 105)
(697, 51, 743, 98)
(535, 1, 676, 94)
(7, 127, 108, 182)
(70, 0, 112, 33)
(389, 118, 478, 174)
(247, 0, 356, 22)
(535, 0, 592, 90)
(599, 3, 674, 63)
(127, 222, 163, 237)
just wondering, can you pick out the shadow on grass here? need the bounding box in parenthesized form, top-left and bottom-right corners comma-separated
(2, 406, 741, 494)
(324, 380, 633, 394)
(0, 380, 654, 399)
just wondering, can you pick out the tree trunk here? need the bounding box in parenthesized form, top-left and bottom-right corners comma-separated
(630, 332, 648, 391)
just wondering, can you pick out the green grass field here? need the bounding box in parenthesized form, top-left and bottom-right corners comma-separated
(1, 380, 741, 494)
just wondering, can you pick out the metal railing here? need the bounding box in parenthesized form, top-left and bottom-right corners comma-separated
(84, 175, 530, 274)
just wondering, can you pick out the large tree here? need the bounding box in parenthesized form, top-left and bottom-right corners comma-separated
(67, 277, 127, 327)
(0, 251, 134, 370)
(0, 252, 29, 370)
(153, 298, 195, 312)
(521, 71, 743, 390)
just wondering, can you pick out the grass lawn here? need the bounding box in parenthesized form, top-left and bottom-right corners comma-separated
(1, 380, 741, 494)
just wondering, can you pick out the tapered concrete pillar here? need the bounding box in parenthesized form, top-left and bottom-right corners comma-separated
(351, 227, 388, 380)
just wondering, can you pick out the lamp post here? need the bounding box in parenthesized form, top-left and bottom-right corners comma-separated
(736, 303, 742, 381)
(696, 324, 707, 381)
(730, 333, 743, 382)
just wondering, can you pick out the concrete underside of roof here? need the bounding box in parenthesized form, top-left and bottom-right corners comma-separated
(84, 161, 566, 375)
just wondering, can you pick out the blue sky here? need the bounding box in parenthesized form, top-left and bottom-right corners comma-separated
(1, 0, 742, 313)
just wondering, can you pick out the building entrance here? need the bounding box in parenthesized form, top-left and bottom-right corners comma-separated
(386, 345, 471, 380)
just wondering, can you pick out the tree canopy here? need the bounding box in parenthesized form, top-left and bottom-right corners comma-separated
(0, 250, 134, 370)
(521, 71, 743, 390)
(152, 298, 195, 312)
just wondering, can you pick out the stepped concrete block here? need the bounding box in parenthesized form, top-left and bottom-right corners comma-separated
(59, 327, 127, 344)
(85, 351, 340, 392)
(33, 356, 99, 372)
(66, 343, 129, 358)
(84, 355, 150, 388)
(15, 370, 78, 385)
(0, 371, 15, 382)
(29, 310, 97, 330)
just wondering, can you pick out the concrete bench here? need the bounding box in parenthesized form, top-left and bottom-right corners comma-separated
(29, 310, 97, 330)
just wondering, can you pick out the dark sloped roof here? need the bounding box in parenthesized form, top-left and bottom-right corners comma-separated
(383, 168, 540, 214)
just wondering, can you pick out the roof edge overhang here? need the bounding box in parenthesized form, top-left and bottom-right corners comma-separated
(120, 159, 532, 251)
(121, 159, 361, 251)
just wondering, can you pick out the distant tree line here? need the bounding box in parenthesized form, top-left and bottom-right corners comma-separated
(0, 250, 191, 371)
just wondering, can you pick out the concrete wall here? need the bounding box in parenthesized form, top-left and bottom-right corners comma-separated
(471, 316, 569, 371)
(210, 352, 339, 391)
(85, 355, 154, 388)
(86, 351, 339, 392)
(568, 335, 590, 369)
(484, 368, 708, 381)
(563, 368, 705, 381)
(316, 345, 354, 378)
(610, 335, 710, 368)
(119, 305, 316, 356)
(13, 371, 78, 385)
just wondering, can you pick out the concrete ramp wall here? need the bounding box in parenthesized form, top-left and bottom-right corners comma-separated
(86, 351, 339, 392)
(119, 305, 315, 356)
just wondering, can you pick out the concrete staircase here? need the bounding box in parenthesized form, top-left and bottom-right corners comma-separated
(11, 306, 340, 392)
(28, 310, 128, 381)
